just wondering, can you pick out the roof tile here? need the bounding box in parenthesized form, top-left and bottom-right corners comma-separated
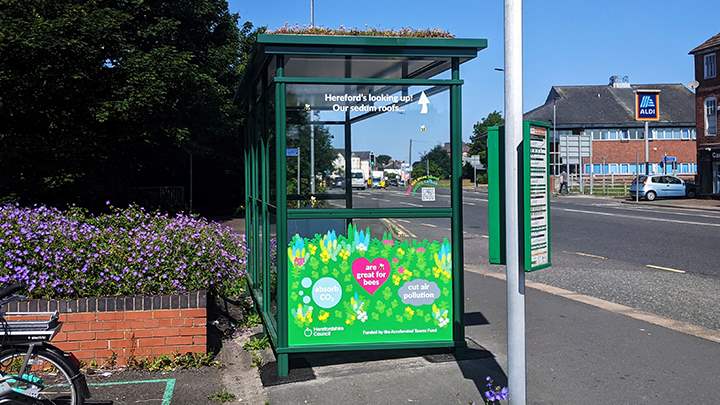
(690, 33, 720, 54)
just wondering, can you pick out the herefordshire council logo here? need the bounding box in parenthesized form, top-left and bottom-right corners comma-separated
(636, 91, 660, 121)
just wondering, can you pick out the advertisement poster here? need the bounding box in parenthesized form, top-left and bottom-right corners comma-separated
(287, 224, 453, 346)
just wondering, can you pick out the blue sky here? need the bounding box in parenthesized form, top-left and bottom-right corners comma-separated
(231, 0, 718, 160)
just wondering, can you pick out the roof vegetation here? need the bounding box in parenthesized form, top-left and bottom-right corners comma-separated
(270, 24, 454, 38)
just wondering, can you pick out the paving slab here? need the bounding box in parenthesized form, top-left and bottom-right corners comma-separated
(262, 270, 719, 405)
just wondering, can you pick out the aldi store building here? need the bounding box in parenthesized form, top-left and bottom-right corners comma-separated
(525, 79, 697, 178)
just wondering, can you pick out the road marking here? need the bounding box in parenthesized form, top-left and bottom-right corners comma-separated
(355, 195, 366, 199)
(400, 202, 422, 207)
(618, 205, 720, 221)
(646, 264, 686, 274)
(89, 378, 176, 405)
(557, 208, 720, 228)
(370, 197, 391, 202)
(466, 267, 720, 344)
(481, 234, 489, 239)
(382, 218, 417, 239)
(464, 202, 477, 206)
(420, 223, 438, 228)
(396, 219, 411, 224)
(563, 250, 607, 260)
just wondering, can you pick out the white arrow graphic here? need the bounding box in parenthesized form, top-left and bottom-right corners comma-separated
(418, 91, 430, 114)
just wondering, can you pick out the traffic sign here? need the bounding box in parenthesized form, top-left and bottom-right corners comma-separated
(286, 147, 299, 157)
(635, 90, 660, 121)
(464, 155, 485, 169)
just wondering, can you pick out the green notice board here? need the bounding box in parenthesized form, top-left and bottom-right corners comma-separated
(488, 121, 552, 272)
(287, 224, 454, 346)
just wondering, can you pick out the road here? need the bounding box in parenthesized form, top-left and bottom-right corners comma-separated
(344, 186, 720, 330)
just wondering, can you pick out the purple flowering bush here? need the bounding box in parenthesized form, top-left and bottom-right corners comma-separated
(0, 204, 247, 298)
(483, 376, 509, 404)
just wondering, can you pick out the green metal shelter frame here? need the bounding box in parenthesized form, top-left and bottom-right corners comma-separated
(239, 34, 487, 376)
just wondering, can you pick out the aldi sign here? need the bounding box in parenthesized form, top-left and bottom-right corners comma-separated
(635, 91, 660, 121)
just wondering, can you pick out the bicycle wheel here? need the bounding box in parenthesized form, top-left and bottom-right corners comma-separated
(0, 347, 84, 405)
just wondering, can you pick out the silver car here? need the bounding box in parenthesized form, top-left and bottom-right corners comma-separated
(628, 175, 688, 201)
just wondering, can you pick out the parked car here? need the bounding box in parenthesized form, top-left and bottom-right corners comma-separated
(331, 177, 345, 189)
(388, 178, 399, 187)
(628, 175, 693, 201)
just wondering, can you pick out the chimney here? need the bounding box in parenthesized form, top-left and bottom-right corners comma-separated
(609, 75, 631, 88)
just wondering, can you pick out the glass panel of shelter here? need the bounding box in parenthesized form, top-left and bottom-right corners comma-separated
(285, 83, 451, 209)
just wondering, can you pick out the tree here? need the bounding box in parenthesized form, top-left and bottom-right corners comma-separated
(411, 145, 451, 179)
(412, 160, 444, 179)
(0, 0, 253, 214)
(464, 111, 504, 180)
(375, 154, 392, 169)
(285, 111, 336, 194)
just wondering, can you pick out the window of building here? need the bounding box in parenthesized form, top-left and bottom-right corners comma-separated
(705, 53, 717, 79)
(706, 97, 717, 136)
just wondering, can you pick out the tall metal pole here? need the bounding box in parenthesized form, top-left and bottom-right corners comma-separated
(297, 149, 301, 195)
(310, 111, 316, 194)
(636, 151, 640, 202)
(504, 0, 526, 403)
(644, 121, 649, 175)
(297, 149, 301, 208)
(474, 166, 477, 192)
(409, 139, 413, 179)
(426, 158, 429, 177)
(553, 102, 557, 176)
(310, 0, 315, 27)
(589, 135, 593, 195)
(565, 132, 570, 184)
(578, 132, 583, 194)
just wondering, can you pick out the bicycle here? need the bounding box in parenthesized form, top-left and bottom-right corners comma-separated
(0, 283, 91, 404)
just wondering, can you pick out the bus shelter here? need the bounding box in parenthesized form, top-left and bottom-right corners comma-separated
(240, 33, 487, 376)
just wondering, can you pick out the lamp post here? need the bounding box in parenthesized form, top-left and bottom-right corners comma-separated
(310, 0, 315, 27)
(504, 0, 526, 402)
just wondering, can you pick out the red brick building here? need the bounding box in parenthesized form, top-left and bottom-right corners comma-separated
(525, 77, 696, 178)
(690, 33, 720, 194)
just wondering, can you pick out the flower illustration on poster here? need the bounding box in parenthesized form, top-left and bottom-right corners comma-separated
(288, 223, 453, 345)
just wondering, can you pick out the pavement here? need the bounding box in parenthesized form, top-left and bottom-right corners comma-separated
(83, 367, 228, 405)
(262, 269, 720, 404)
(213, 187, 720, 404)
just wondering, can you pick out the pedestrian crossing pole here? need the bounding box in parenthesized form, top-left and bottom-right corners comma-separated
(504, 0, 527, 403)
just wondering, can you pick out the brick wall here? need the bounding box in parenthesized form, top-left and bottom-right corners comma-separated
(3, 292, 207, 366)
(589, 139, 696, 164)
(692, 49, 720, 193)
